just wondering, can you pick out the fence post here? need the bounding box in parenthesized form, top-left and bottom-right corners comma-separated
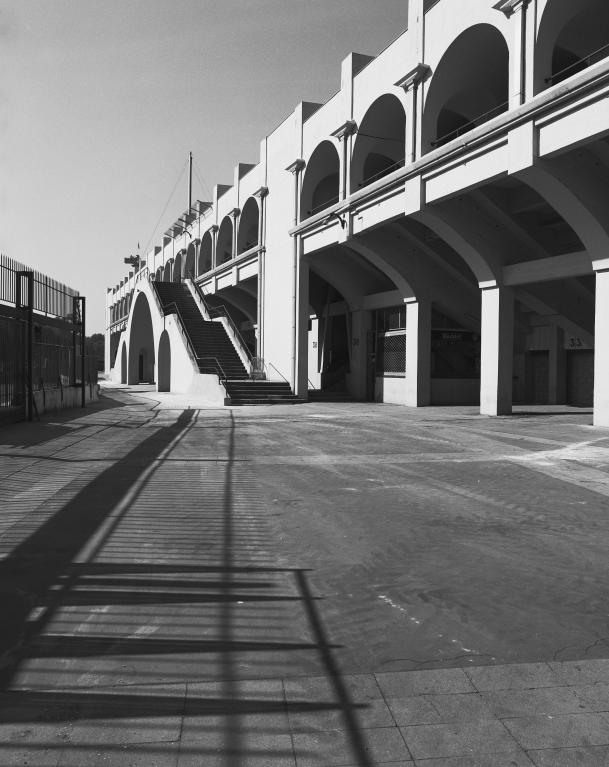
(16, 271, 34, 421)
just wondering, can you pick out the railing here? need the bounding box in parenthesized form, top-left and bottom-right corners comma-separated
(358, 157, 405, 188)
(545, 41, 609, 86)
(431, 100, 510, 148)
(152, 283, 229, 382)
(1, 253, 79, 320)
(307, 195, 340, 217)
(186, 272, 255, 367)
(197, 356, 228, 381)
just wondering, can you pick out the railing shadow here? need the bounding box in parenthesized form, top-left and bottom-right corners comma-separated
(0, 406, 377, 766)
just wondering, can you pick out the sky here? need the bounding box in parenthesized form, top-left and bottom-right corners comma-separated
(1, 0, 409, 333)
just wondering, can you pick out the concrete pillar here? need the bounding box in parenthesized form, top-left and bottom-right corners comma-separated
(548, 325, 566, 405)
(347, 309, 371, 400)
(210, 224, 219, 270)
(497, 0, 532, 107)
(480, 286, 514, 416)
(295, 255, 310, 397)
(405, 297, 431, 407)
(395, 64, 429, 164)
(593, 269, 609, 427)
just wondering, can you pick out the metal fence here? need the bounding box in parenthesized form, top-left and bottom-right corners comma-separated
(1, 254, 79, 319)
(0, 255, 94, 421)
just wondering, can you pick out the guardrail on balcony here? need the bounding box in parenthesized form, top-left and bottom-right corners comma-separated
(431, 100, 510, 148)
(546, 41, 609, 86)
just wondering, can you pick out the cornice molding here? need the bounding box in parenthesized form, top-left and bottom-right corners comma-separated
(494, 0, 530, 17)
(285, 158, 306, 174)
(331, 120, 357, 140)
(395, 63, 431, 91)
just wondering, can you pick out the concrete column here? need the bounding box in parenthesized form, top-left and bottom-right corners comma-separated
(497, 0, 531, 108)
(295, 255, 310, 397)
(594, 269, 609, 427)
(405, 297, 431, 407)
(231, 209, 240, 260)
(395, 64, 429, 164)
(347, 309, 371, 400)
(480, 285, 514, 416)
(548, 325, 566, 405)
(210, 224, 219, 269)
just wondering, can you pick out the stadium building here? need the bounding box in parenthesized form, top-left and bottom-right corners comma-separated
(105, 0, 609, 424)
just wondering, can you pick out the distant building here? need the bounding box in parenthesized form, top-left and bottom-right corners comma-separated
(106, 0, 609, 424)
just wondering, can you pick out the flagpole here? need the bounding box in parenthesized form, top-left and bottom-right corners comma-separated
(188, 151, 193, 211)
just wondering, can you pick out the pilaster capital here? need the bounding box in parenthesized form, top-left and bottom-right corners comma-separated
(253, 186, 269, 199)
(230, 207, 241, 219)
(285, 158, 306, 174)
(494, 0, 530, 17)
(209, 224, 219, 234)
(331, 120, 357, 141)
(395, 63, 430, 91)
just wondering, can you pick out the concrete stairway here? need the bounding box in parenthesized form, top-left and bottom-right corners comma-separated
(153, 281, 249, 379)
(152, 282, 301, 405)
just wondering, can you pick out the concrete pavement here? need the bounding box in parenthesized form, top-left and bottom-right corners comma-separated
(1, 384, 609, 765)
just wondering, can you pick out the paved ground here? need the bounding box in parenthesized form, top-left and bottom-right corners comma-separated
(1, 384, 609, 766)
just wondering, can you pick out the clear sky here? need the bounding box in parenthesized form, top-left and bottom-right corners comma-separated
(1, 0, 409, 333)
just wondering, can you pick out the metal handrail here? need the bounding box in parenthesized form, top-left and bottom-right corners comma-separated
(266, 361, 290, 386)
(186, 272, 254, 365)
(546, 41, 609, 85)
(308, 195, 340, 217)
(431, 100, 510, 147)
(358, 157, 405, 188)
(197, 356, 228, 381)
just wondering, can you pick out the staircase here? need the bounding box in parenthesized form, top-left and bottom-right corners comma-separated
(152, 281, 301, 405)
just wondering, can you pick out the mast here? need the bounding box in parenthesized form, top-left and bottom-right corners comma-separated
(188, 151, 193, 211)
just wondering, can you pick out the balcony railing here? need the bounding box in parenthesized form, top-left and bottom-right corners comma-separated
(358, 157, 405, 188)
(545, 41, 609, 86)
(431, 100, 510, 148)
(307, 195, 340, 217)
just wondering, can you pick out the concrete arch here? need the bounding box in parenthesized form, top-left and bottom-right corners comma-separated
(413, 206, 503, 284)
(217, 217, 233, 264)
(128, 291, 155, 384)
(422, 24, 509, 152)
(301, 140, 340, 219)
(237, 197, 259, 254)
(163, 260, 172, 282)
(173, 251, 184, 283)
(184, 241, 197, 280)
(199, 231, 213, 273)
(120, 341, 127, 384)
(535, 0, 609, 93)
(351, 94, 406, 192)
(158, 330, 171, 392)
(519, 157, 609, 264)
(155, 267, 163, 281)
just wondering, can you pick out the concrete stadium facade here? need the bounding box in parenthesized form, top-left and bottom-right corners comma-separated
(105, 0, 609, 425)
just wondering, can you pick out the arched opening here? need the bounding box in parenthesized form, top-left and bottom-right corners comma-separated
(163, 260, 172, 282)
(422, 24, 509, 151)
(216, 217, 233, 264)
(237, 197, 259, 255)
(173, 251, 184, 283)
(535, 0, 609, 92)
(120, 341, 127, 384)
(128, 292, 155, 384)
(184, 241, 197, 280)
(351, 95, 406, 191)
(199, 231, 213, 273)
(158, 330, 171, 392)
(300, 141, 340, 220)
(155, 267, 163, 281)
